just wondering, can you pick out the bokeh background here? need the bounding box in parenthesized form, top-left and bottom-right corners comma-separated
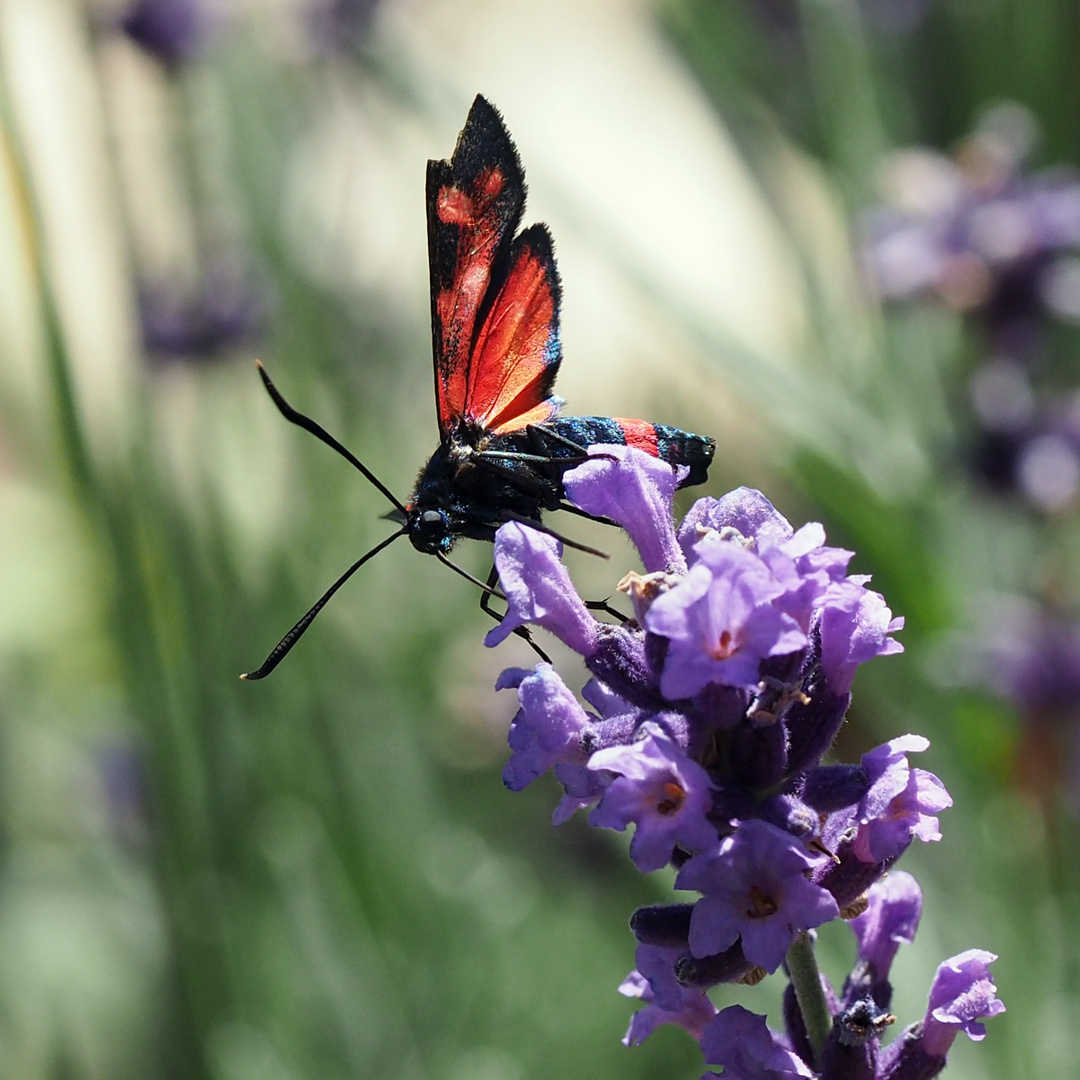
(1, 0, 1077, 1077)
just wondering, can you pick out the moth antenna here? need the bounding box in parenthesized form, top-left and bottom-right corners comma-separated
(556, 501, 619, 528)
(435, 551, 507, 599)
(255, 361, 407, 515)
(499, 512, 609, 559)
(241, 529, 405, 681)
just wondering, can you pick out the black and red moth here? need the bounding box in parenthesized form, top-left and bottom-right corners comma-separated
(242, 95, 715, 680)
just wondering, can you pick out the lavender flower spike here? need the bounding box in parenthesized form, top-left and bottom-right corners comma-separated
(477, 440, 998, 1071)
(563, 445, 687, 574)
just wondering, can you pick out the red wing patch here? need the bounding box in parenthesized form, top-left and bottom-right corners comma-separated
(427, 96, 563, 439)
(465, 225, 562, 434)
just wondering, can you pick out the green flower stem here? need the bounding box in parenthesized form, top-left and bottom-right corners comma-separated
(787, 930, 832, 1063)
(1, 66, 230, 1079)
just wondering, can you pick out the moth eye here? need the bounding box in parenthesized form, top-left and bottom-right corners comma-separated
(421, 510, 444, 526)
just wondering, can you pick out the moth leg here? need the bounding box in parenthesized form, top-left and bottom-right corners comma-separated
(479, 562, 552, 663)
(474, 449, 567, 465)
(472, 452, 547, 498)
(528, 423, 589, 456)
(584, 598, 629, 624)
(556, 501, 620, 528)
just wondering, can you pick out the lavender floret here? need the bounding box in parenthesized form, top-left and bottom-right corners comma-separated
(700, 1005, 815, 1079)
(587, 722, 717, 872)
(677, 819, 839, 973)
(848, 872, 923, 1001)
(486, 523, 599, 654)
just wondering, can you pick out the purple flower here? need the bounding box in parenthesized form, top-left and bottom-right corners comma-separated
(119, 0, 214, 67)
(854, 736, 952, 863)
(486, 523, 599, 655)
(698, 1005, 814, 1079)
(475, 449, 991, 1071)
(633, 942, 694, 1010)
(582, 676, 632, 719)
(879, 950, 1005, 1076)
(619, 944, 717, 1045)
(921, 950, 1005, 1054)
(550, 761, 611, 825)
(761, 524, 854, 633)
(306, 0, 382, 53)
(850, 871, 922, 980)
(862, 110, 1080, 515)
(138, 271, 264, 364)
(818, 579, 905, 695)
(677, 488, 887, 656)
(677, 487, 795, 557)
(587, 723, 716, 872)
(617, 959, 717, 1041)
(676, 819, 839, 973)
(564, 446, 687, 574)
(497, 665, 591, 791)
(978, 596, 1080, 717)
(646, 535, 807, 698)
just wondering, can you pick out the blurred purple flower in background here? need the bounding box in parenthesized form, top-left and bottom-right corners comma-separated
(746, 0, 933, 52)
(306, 0, 383, 55)
(137, 268, 266, 364)
(98, 742, 150, 850)
(973, 595, 1080, 813)
(486, 446, 1000, 1077)
(118, 0, 216, 67)
(863, 104, 1080, 512)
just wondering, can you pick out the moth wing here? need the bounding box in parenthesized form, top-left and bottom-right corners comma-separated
(427, 95, 525, 436)
(463, 224, 563, 435)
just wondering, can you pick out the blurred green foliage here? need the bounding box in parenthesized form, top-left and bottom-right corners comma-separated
(1, 1, 1078, 1078)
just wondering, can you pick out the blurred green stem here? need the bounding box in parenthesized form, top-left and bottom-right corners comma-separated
(0, 79, 93, 498)
(0, 63, 226, 1080)
(798, 0, 888, 205)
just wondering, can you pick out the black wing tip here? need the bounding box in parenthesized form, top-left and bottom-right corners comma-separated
(515, 221, 555, 252)
(468, 94, 502, 127)
(450, 94, 523, 184)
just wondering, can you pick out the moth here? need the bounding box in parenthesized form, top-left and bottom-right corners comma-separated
(243, 95, 714, 679)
